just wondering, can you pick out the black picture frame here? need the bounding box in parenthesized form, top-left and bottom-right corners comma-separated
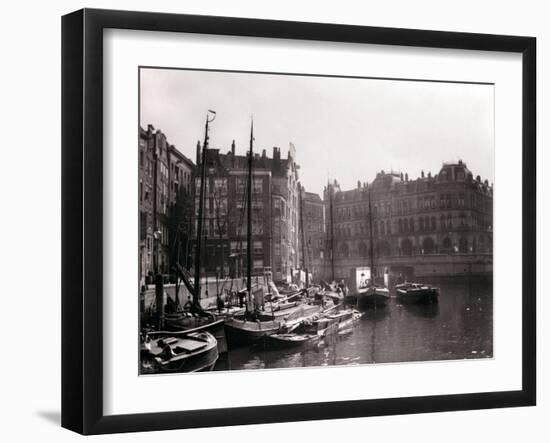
(61, 8, 536, 435)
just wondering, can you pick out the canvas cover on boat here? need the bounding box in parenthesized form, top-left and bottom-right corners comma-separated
(174, 338, 207, 352)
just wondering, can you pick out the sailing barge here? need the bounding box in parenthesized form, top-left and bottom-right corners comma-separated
(355, 188, 390, 309)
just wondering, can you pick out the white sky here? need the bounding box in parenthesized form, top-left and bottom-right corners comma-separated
(140, 68, 494, 197)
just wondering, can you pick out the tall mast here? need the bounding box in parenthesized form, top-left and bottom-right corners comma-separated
(194, 110, 216, 306)
(368, 186, 375, 284)
(247, 118, 254, 301)
(299, 185, 308, 287)
(329, 183, 335, 281)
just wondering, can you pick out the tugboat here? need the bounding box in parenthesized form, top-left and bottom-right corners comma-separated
(395, 282, 440, 304)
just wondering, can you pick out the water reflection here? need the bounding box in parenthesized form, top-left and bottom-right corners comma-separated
(215, 281, 492, 371)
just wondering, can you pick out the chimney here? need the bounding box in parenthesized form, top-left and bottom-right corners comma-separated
(262, 149, 267, 158)
(405, 173, 409, 182)
(357, 180, 361, 189)
(231, 140, 235, 156)
(421, 170, 425, 178)
(273, 147, 281, 161)
(196, 140, 201, 165)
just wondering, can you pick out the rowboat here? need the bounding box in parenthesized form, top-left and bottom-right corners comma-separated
(162, 315, 228, 353)
(140, 331, 218, 374)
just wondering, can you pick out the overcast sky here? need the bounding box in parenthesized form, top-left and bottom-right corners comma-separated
(140, 68, 494, 197)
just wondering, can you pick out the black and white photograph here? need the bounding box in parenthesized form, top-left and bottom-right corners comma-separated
(138, 67, 494, 374)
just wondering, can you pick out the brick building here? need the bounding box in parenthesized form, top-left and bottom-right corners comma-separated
(192, 142, 301, 283)
(139, 125, 195, 283)
(301, 188, 325, 281)
(322, 160, 493, 281)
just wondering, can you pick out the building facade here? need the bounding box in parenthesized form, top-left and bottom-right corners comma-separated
(322, 161, 493, 281)
(139, 125, 195, 283)
(192, 143, 301, 283)
(301, 188, 325, 281)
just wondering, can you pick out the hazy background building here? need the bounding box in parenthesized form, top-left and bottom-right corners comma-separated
(322, 160, 493, 283)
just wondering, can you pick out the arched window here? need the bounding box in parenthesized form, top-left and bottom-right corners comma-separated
(377, 240, 391, 257)
(431, 217, 436, 230)
(440, 215, 446, 229)
(419, 217, 425, 231)
(442, 237, 453, 253)
(422, 237, 435, 254)
(458, 237, 468, 253)
(403, 218, 409, 232)
(409, 217, 414, 233)
(339, 242, 349, 258)
(479, 236, 485, 252)
(398, 219, 403, 233)
(401, 238, 413, 256)
(386, 220, 391, 234)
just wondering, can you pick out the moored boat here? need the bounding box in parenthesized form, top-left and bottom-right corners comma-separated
(140, 331, 219, 374)
(356, 286, 390, 309)
(224, 315, 281, 345)
(264, 332, 321, 348)
(325, 308, 363, 333)
(395, 282, 439, 304)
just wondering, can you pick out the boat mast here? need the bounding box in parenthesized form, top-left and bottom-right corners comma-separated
(194, 110, 216, 308)
(368, 186, 375, 284)
(329, 182, 335, 282)
(246, 118, 254, 309)
(299, 185, 308, 287)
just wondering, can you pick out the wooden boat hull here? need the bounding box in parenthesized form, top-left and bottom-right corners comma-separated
(298, 316, 339, 337)
(159, 317, 228, 354)
(356, 287, 390, 309)
(264, 333, 320, 349)
(396, 285, 439, 304)
(140, 332, 219, 374)
(224, 318, 281, 347)
(325, 309, 363, 333)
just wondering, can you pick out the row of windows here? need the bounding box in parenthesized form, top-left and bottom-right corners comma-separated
(334, 212, 483, 238)
(336, 234, 492, 258)
(333, 191, 488, 220)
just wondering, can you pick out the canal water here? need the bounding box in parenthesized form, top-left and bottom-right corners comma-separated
(214, 281, 492, 371)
